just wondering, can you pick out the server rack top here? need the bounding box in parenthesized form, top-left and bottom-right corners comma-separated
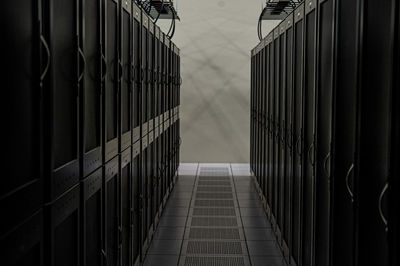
(133, 2, 141, 21)
(155, 25, 160, 39)
(285, 13, 294, 29)
(279, 18, 286, 35)
(294, 2, 304, 22)
(149, 18, 154, 33)
(273, 26, 280, 40)
(305, 0, 316, 14)
(142, 10, 149, 28)
(122, 0, 131, 11)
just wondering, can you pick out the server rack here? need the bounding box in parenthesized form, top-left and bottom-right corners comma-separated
(250, 0, 399, 266)
(2, 1, 181, 266)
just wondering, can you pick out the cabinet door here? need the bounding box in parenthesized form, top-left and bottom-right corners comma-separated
(330, 1, 360, 266)
(301, 1, 317, 265)
(356, 0, 395, 265)
(104, 0, 119, 163)
(120, 1, 132, 152)
(291, 4, 304, 264)
(1, 0, 43, 234)
(81, 0, 102, 177)
(314, 0, 335, 265)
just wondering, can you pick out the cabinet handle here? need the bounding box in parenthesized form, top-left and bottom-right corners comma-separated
(40, 35, 51, 85)
(78, 47, 86, 82)
(101, 54, 107, 81)
(345, 163, 354, 202)
(118, 60, 123, 82)
(378, 182, 388, 232)
(323, 151, 331, 176)
(308, 142, 315, 165)
(296, 135, 301, 156)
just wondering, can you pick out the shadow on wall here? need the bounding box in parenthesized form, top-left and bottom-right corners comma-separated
(158, 0, 280, 163)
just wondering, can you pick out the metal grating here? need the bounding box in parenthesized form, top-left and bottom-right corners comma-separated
(194, 200, 235, 207)
(199, 167, 230, 171)
(191, 217, 238, 227)
(188, 228, 241, 240)
(186, 241, 243, 255)
(193, 208, 236, 217)
(196, 193, 234, 199)
(199, 172, 230, 177)
(198, 176, 231, 181)
(184, 256, 246, 266)
(198, 180, 231, 186)
(197, 186, 232, 192)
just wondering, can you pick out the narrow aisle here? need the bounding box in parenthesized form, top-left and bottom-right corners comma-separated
(144, 163, 286, 266)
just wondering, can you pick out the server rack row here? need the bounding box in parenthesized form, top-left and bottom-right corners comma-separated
(0, 1, 181, 266)
(250, 0, 399, 266)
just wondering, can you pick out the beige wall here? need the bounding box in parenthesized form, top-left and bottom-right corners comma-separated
(158, 0, 280, 163)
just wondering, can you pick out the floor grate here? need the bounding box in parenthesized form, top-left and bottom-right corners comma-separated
(193, 208, 236, 217)
(191, 217, 238, 227)
(188, 228, 241, 240)
(194, 200, 235, 207)
(198, 180, 231, 186)
(184, 256, 246, 266)
(197, 186, 232, 192)
(198, 176, 231, 181)
(186, 241, 243, 255)
(196, 192, 234, 199)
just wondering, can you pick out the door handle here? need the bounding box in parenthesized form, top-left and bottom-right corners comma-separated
(308, 142, 315, 166)
(40, 35, 51, 86)
(323, 151, 331, 176)
(295, 135, 301, 156)
(78, 47, 86, 82)
(118, 60, 123, 82)
(345, 163, 354, 202)
(101, 54, 107, 81)
(378, 182, 388, 232)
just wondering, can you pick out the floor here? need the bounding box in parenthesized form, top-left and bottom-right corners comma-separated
(143, 163, 287, 266)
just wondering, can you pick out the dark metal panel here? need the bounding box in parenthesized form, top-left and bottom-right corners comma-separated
(291, 3, 304, 264)
(356, 0, 396, 265)
(1, 210, 43, 266)
(132, 2, 141, 144)
(141, 12, 149, 137)
(46, 185, 80, 266)
(267, 32, 275, 215)
(120, 2, 133, 152)
(42, 0, 80, 201)
(120, 148, 132, 266)
(81, 168, 103, 266)
(330, 1, 360, 265)
(283, 13, 294, 261)
(104, 156, 119, 266)
(103, 0, 120, 163)
(131, 148, 141, 264)
(314, 0, 335, 265)
(80, 0, 103, 178)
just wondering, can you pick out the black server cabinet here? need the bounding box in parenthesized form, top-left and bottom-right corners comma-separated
(131, 140, 141, 266)
(302, 1, 317, 265)
(80, 0, 103, 178)
(160, 33, 167, 206)
(141, 13, 149, 137)
(46, 185, 80, 266)
(42, 0, 80, 201)
(250, 49, 255, 173)
(254, 45, 259, 180)
(355, 0, 396, 265)
(330, 1, 360, 264)
(132, 4, 141, 145)
(291, 4, 304, 265)
(81, 168, 103, 266)
(283, 14, 294, 261)
(103, 0, 119, 163)
(154, 25, 162, 225)
(104, 157, 119, 266)
(146, 18, 156, 242)
(267, 31, 275, 217)
(263, 38, 271, 198)
(120, 148, 132, 266)
(260, 41, 266, 193)
(131, 4, 141, 265)
(164, 36, 171, 196)
(140, 12, 150, 257)
(272, 26, 280, 228)
(1, 210, 43, 266)
(314, 0, 334, 265)
(120, 0, 132, 152)
(253, 47, 258, 178)
(1, 0, 43, 236)
(166, 40, 172, 190)
(155, 26, 164, 216)
(277, 22, 286, 243)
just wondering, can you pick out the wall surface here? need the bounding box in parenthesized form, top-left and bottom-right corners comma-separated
(158, 0, 280, 163)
